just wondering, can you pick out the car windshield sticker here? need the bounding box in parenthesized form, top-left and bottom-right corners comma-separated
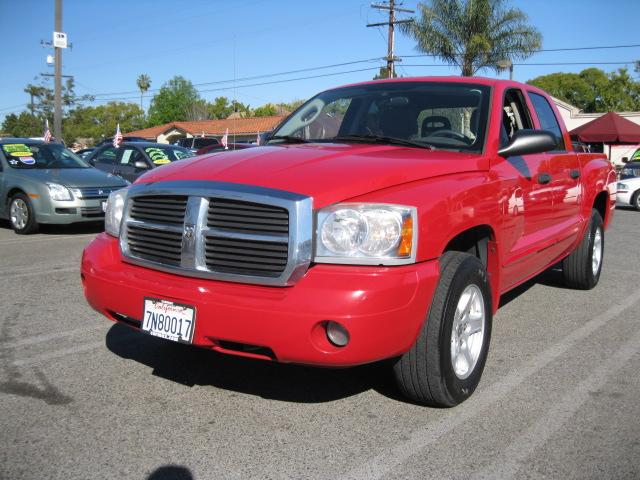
(632, 150, 640, 160)
(9, 159, 18, 165)
(2, 143, 33, 157)
(19, 156, 35, 165)
(175, 150, 190, 159)
(145, 147, 171, 164)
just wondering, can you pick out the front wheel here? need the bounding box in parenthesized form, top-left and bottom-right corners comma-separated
(562, 210, 603, 289)
(393, 252, 493, 407)
(9, 193, 39, 235)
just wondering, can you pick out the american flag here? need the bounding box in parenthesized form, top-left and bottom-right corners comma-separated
(221, 128, 229, 149)
(113, 123, 123, 148)
(43, 119, 52, 143)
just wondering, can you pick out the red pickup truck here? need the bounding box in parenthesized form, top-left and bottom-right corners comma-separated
(81, 77, 616, 407)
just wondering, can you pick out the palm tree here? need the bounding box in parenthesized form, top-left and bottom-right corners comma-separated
(402, 0, 542, 77)
(136, 74, 151, 113)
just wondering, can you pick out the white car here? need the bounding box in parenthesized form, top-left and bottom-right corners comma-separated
(617, 161, 640, 210)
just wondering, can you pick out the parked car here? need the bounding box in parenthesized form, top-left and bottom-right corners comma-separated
(616, 160, 640, 209)
(82, 77, 615, 407)
(95, 136, 148, 147)
(86, 142, 194, 182)
(0, 138, 128, 234)
(175, 137, 220, 153)
(75, 147, 95, 159)
(195, 142, 255, 155)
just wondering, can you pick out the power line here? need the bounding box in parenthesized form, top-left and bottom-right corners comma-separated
(398, 43, 640, 58)
(89, 66, 383, 103)
(89, 57, 383, 98)
(402, 61, 636, 68)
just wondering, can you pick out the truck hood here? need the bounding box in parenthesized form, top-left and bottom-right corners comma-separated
(136, 143, 486, 207)
(11, 167, 128, 188)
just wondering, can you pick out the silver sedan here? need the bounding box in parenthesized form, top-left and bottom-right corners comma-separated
(0, 139, 128, 234)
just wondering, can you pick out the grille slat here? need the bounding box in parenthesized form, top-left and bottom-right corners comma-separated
(129, 195, 188, 225)
(126, 222, 183, 266)
(75, 186, 121, 199)
(204, 235, 288, 276)
(207, 198, 289, 235)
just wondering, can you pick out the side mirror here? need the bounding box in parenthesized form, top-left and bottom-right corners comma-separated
(134, 160, 149, 170)
(622, 157, 629, 164)
(498, 130, 558, 158)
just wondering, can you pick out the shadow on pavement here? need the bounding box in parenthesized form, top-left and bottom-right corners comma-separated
(147, 465, 194, 480)
(106, 323, 397, 404)
(0, 218, 104, 235)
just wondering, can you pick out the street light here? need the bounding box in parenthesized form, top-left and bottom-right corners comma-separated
(497, 59, 513, 80)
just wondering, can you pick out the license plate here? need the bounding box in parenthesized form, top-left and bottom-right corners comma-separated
(101, 200, 107, 212)
(142, 298, 196, 343)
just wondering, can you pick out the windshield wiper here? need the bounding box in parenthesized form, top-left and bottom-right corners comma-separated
(267, 135, 310, 144)
(333, 134, 434, 150)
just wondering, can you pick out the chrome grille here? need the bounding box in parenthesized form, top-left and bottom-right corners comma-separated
(204, 236, 288, 276)
(207, 198, 289, 234)
(120, 181, 313, 287)
(130, 196, 188, 225)
(127, 224, 183, 266)
(73, 186, 121, 199)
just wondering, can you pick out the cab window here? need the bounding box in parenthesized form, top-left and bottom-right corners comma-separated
(528, 92, 565, 151)
(501, 89, 533, 147)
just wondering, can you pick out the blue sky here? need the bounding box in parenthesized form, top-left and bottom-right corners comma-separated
(1, 0, 639, 121)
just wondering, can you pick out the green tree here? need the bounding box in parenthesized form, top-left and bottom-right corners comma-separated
(253, 103, 279, 117)
(373, 67, 398, 80)
(402, 0, 542, 76)
(136, 74, 151, 113)
(22, 78, 93, 118)
(1, 112, 43, 138)
(528, 68, 640, 113)
(147, 76, 201, 125)
(63, 102, 145, 145)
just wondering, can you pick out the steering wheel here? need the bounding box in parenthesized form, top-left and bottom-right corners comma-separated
(429, 129, 470, 142)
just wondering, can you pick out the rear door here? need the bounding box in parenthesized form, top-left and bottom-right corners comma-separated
(527, 91, 582, 245)
(116, 147, 149, 182)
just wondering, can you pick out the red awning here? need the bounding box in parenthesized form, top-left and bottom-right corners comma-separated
(569, 112, 640, 143)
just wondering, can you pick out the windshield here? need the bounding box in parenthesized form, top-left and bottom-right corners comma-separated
(2, 143, 90, 169)
(144, 146, 194, 164)
(270, 82, 491, 152)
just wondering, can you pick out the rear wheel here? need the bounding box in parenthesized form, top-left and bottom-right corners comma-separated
(393, 252, 492, 407)
(562, 210, 603, 289)
(9, 193, 39, 235)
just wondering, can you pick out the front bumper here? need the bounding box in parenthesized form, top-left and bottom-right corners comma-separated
(616, 190, 633, 206)
(34, 196, 106, 224)
(81, 234, 440, 366)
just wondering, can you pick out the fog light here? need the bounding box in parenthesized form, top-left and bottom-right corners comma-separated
(326, 321, 349, 347)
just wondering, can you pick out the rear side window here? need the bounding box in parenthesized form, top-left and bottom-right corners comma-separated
(529, 92, 565, 151)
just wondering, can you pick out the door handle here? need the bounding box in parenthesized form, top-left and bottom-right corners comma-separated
(537, 173, 552, 184)
(570, 169, 580, 179)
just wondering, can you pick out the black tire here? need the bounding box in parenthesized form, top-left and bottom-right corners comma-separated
(393, 252, 493, 407)
(8, 193, 39, 235)
(562, 210, 603, 290)
(632, 191, 640, 211)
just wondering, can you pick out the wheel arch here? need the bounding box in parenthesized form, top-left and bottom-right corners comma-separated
(442, 224, 500, 313)
(593, 190, 609, 223)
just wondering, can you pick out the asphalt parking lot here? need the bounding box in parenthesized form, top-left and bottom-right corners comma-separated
(1, 209, 639, 480)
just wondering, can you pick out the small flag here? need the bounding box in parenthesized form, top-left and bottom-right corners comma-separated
(113, 123, 123, 148)
(43, 119, 52, 143)
(220, 128, 228, 149)
(256, 131, 261, 145)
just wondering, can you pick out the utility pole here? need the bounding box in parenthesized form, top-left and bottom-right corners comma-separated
(54, 0, 62, 141)
(367, 1, 413, 78)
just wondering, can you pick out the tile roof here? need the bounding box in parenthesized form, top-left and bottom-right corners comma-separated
(127, 116, 285, 139)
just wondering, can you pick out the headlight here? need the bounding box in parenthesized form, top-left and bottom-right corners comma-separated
(617, 182, 628, 190)
(47, 183, 72, 201)
(315, 203, 417, 265)
(105, 188, 128, 237)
